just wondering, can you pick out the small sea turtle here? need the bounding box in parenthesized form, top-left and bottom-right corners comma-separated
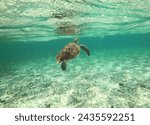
(56, 38, 90, 71)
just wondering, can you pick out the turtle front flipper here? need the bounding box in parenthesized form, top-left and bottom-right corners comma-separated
(80, 44, 90, 56)
(61, 61, 67, 71)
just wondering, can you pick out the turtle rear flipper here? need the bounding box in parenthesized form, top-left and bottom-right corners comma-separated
(61, 61, 67, 71)
(80, 44, 90, 56)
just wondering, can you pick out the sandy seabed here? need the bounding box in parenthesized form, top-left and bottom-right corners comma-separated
(0, 48, 150, 108)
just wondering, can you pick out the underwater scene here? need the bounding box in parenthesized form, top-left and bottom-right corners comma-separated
(0, 0, 150, 108)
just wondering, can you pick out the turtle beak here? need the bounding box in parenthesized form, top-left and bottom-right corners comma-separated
(74, 37, 79, 43)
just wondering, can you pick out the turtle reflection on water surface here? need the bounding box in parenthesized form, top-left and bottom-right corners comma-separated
(56, 38, 90, 71)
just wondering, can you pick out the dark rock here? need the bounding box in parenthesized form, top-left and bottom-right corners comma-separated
(119, 82, 125, 87)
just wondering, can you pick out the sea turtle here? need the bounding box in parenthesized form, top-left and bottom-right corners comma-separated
(56, 38, 90, 71)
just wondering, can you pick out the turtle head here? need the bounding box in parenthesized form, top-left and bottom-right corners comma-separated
(73, 37, 79, 44)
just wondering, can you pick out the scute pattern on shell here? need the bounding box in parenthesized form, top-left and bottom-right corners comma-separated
(56, 42, 80, 63)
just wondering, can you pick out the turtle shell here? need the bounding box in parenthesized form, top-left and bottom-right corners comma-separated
(56, 42, 80, 63)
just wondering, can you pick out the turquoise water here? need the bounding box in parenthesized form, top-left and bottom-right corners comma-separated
(0, 0, 150, 108)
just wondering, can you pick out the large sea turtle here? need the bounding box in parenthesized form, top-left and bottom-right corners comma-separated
(56, 38, 90, 71)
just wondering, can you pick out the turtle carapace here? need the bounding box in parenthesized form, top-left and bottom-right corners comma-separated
(56, 38, 90, 71)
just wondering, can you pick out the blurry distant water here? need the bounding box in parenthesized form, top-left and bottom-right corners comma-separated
(0, 0, 150, 108)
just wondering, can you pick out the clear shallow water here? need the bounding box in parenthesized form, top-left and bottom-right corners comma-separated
(0, 0, 150, 108)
